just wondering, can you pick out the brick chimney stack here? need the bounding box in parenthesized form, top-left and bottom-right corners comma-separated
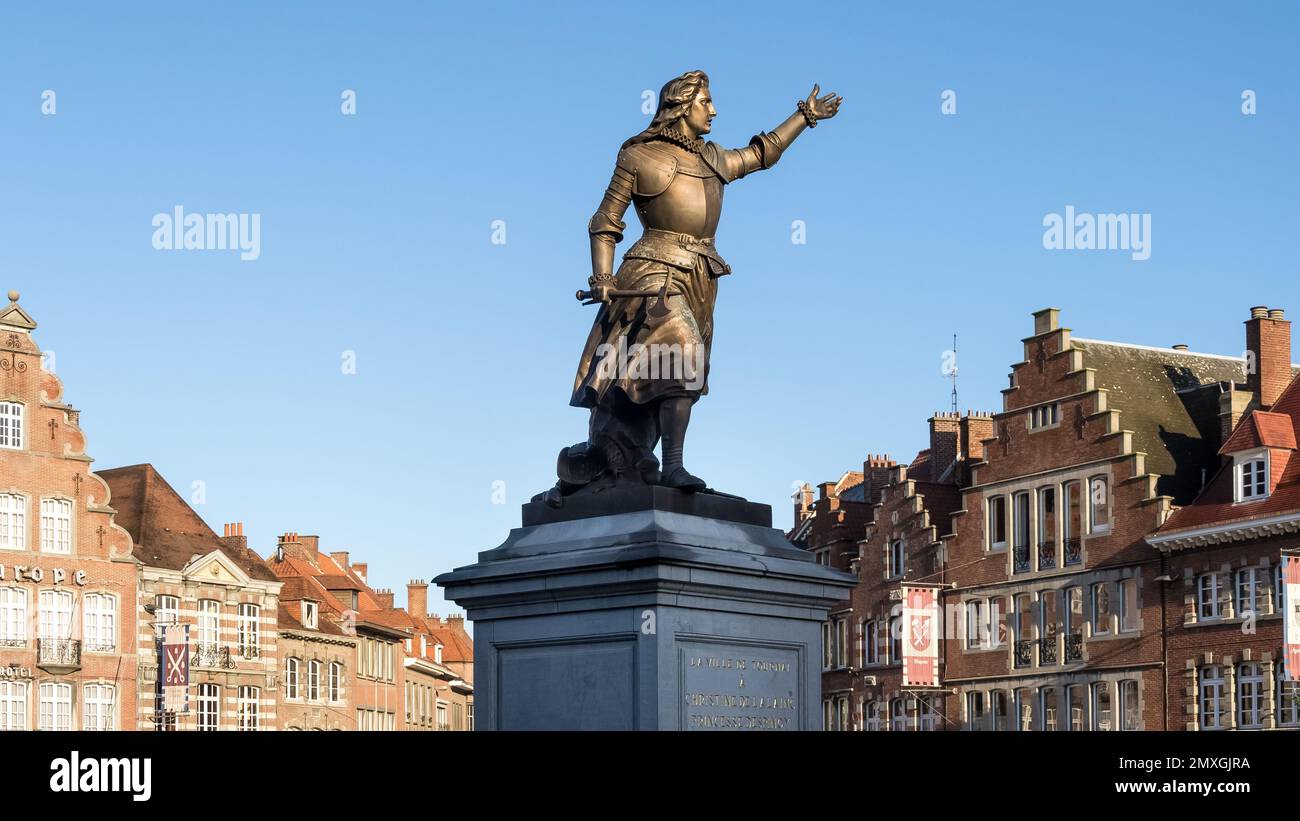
(960, 412, 997, 464)
(407, 579, 428, 619)
(929, 412, 961, 480)
(352, 563, 368, 583)
(300, 535, 319, 557)
(375, 588, 394, 609)
(861, 454, 896, 504)
(220, 522, 247, 551)
(330, 551, 349, 570)
(1246, 306, 1292, 410)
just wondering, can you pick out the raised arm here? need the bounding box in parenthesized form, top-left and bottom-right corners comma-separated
(711, 85, 843, 182)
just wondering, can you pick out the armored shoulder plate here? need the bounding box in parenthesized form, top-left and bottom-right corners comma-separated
(619, 143, 678, 198)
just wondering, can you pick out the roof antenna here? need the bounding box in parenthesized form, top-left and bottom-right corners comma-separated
(950, 333, 959, 416)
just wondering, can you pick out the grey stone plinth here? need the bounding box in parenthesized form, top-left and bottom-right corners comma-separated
(435, 486, 854, 731)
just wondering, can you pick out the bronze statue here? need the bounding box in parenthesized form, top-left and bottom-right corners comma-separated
(540, 70, 842, 506)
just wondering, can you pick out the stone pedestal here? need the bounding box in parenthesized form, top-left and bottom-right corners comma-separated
(435, 486, 854, 731)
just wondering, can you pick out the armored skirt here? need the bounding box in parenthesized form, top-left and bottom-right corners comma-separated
(570, 252, 716, 410)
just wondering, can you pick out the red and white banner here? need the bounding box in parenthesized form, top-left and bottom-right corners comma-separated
(903, 586, 940, 687)
(1284, 556, 1300, 681)
(161, 623, 190, 712)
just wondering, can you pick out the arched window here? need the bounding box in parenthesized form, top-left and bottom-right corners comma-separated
(237, 686, 260, 731)
(237, 604, 260, 658)
(83, 593, 116, 652)
(0, 402, 23, 450)
(890, 697, 907, 732)
(39, 498, 72, 554)
(83, 683, 115, 731)
(328, 662, 343, 702)
(1238, 663, 1265, 729)
(308, 660, 321, 701)
(0, 588, 26, 646)
(0, 494, 26, 550)
(285, 657, 300, 699)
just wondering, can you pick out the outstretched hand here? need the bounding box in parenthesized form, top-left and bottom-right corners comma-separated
(805, 84, 843, 120)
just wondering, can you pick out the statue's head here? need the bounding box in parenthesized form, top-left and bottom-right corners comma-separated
(627, 70, 715, 146)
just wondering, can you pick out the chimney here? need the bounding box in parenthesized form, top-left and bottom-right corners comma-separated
(407, 579, 428, 618)
(817, 481, 836, 502)
(792, 483, 814, 526)
(330, 550, 350, 570)
(219, 522, 248, 552)
(1219, 382, 1254, 444)
(1033, 307, 1061, 336)
(960, 412, 997, 465)
(300, 535, 320, 557)
(352, 562, 368, 583)
(375, 588, 394, 609)
(861, 454, 897, 504)
(928, 413, 961, 480)
(446, 614, 465, 632)
(1246, 306, 1291, 410)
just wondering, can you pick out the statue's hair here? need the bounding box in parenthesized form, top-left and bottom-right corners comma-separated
(623, 70, 709, 148)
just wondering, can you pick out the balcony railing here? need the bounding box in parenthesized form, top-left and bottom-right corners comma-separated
(237, 644, 261, 660)
(1013, 545, 1031, 574)
(1064, 631, 1083, 663)
(1038, 541, 1056, 570)
(1063, 537, 1082, 566)
(193, 643, 236, 669)
(37, 638, 81, 670)
(1014, 639, 1034, 668)
(1039, 635, 1059, 665)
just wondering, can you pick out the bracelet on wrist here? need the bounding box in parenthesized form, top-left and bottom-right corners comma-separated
(797, 99, 818, 129)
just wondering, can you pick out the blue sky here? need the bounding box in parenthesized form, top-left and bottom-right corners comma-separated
(2, 2, 1297, 614)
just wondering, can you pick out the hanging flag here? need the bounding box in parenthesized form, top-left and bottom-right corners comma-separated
(1284, 556, 1300, 681)
(903, 585, 940, 687)
(161, 623, 190, 712)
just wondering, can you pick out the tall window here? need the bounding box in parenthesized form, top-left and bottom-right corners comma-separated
(1041, 687, 1060, 731)
(1062, 480, 1082, 564)
(0, 588, 26, 646)
(39, 589, 73, 640)
(198, 683, 220, 731)
(1119, 578, 1140, 632)
(1236, 567, 1271, 617)
(1089, 477, 1110, 532)
(154, 594, 180, 630)
(237, 603, 260, 658)
(237, 686, 259, 730)
(39, 498, 72, 554)
(835, 618, 847, 668)
(39, 682, 72, 731)
(821, 623, 832, 670)
(863, 701, 881, 732)
(329, 662, 342, 702)
(308, 660, 321, 701)
(0, 681, 27, 730)
(1199, 666, 1227, 730)
(1039, 590, 1059, 662)
(1012, 492, 1030, 572)
(1238, 663, 1265, 729)
(888, 539, 905, 578)
(1015, 688, 1035, 731)
(888, 615, 902, 664)
(1037, 486, 1056, 569)
(1278, 663, 1300, 728)
(198, 599, 220, 647)
(1198, 573, 1225, 620)
(991, 690, 1009, 731)
(1236, 452, 1268, 501)
(1091, 582, 1111, 635)
(966, 691, 987, 730)
(890, 697, 907, 732)
(83, 684, 115, 731)
(1092, 682, 1113, 730)
(987, 495, 1006, 550)
(1119, 680, 1141, 730)
(83, 593, 116, 652)
(302, 600, 318, 629)
(965, 600, 985, 649)
(1066, 685, 1086, 731)
(863, 620, 879, 664)
(0, 402, 23, 449)
(285, 657, 300, 699)
(0, 493, 26, 550)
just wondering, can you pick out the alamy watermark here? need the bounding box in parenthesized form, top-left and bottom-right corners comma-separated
(1042, 205, 1150, 261)
(593, 335, 705, 391)
(151, 206, 261, 261)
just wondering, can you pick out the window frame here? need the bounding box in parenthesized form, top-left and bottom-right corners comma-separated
(888, 539, 905, 579)
(1118, 577, 1140, 633)
(39, 497, 73, 554)
(1088, 476, 1111, 533)
(285, 657, 300, 700)
(1091, 582, 1112, 636)
(0, 680, 28, 731)
(237, 685, 260, 731)
(38, 681, 73, 731)
(1198, 573, 1225, 620)
(237, 603, 260, 658)
(1234, 450, 1269, 502)
(197, 683, 220, 731)
(0, 587, 27, 646)
(0, 402, 24, 450)
(0, 493, 27, 551)
(308, 659, 321, 701)
(83, 592, 116, 653)
(83, 683, 115, 731)
(1199, 666, 1227, 730)
(987, 495, 1007, 551)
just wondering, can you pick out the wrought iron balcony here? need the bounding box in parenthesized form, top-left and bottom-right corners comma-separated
(1064, 537, 1082, 566)
(1038, 541, 1056, 570)
(1014, 639, 1034, 668)
(37, 638, 81, 671)
(1038, 635, 1059, 665)
(1013, 545, 1031, 573)
(1064, 631, 1083, 663)
(193, 643, 236, 669)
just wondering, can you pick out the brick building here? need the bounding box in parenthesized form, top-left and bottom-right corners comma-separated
(99, 464, 283, 730)
(1148, 307, 1300, 731)
(0, 291, 139, 731)
(277, 570, 358, 730)
(400, 580, 473, 731)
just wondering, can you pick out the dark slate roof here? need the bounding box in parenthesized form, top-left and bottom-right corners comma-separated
(98, 464, 278, 582)
(1072, 340, 1245, 505)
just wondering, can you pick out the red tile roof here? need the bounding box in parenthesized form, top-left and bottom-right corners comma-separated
(1159, 373, 1300, 534)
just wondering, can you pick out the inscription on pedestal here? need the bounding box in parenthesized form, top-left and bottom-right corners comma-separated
(680, 641, 800, 731)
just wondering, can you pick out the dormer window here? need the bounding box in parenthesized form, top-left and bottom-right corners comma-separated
(1235, 451, 1269, 502)
(434, 644, 443, 664)
(302, 600, 318, 630)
